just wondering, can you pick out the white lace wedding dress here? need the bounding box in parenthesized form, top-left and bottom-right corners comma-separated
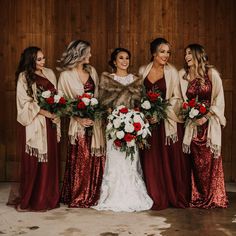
(93, 74, 153, 212)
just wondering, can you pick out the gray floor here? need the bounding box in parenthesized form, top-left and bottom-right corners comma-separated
(0, 183, 236, 236)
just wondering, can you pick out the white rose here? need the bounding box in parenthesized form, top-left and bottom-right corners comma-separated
(41, 90, 51, 98)
(127, 139, 135, 147)
(189, 108, 199, 118)
(106, 122, 113, 131)
(142, 129, 148, 138)
(90, 98, 98, 106)
(141, 100, 151, 110)
(81, 97, 90, 106)
(113, 118, 121, 128)
(137, 129, 143, 136)
(54, 95, 61, 103)
(116, 130, 125, 139)
(124, 123, 135, 133)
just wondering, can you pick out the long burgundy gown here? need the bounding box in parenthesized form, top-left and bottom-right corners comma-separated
(60, 77, 105, 208)
(9, 74, 60, 211)
(186, 76, 228, 208)
(141, 77, 191, 210)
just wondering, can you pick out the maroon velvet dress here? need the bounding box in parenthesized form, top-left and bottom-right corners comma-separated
(187, 76, 228, 208)
(60, 77, 105, 208)
(141, 77, 191, 210)
(11, 75, 60, 211)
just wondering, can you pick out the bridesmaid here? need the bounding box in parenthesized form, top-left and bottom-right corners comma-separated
(179, 43, 228, 208)
(58, 40, 105, 208)
(8, 46, 60, 211)
(139, 37, 191, 210)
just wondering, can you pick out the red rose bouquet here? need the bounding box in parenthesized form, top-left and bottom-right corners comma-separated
(106, 105, 151, 161)
(140, 87, 169, 124)
(182, 97, 209, 125)
(37, 87, 69, 116)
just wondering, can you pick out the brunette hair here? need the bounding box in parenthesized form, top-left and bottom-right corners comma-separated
(150, 37, 171, 61)
(15, 46, 41, 97)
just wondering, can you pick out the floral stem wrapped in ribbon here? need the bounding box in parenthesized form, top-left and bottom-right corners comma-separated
(106, 105, 151, 161)
(140, 87, 169, 124)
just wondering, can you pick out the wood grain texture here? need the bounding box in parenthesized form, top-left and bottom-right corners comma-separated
(0, 0, 235, 181)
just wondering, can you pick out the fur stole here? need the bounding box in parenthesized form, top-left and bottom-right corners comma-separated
(99, 72, 143, 109)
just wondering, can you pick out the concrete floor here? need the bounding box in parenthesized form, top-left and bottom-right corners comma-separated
(0, 183, 236, 236)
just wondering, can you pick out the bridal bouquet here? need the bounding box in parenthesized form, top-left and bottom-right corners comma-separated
(140, 87, 169, 124)
(37, 87, 69, 116)
(182, 97, 209, 125)
(106, 105, 151, 161)
(70, 92, 102, 120)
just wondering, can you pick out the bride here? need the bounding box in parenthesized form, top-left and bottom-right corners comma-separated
(93, 48, 153, 212)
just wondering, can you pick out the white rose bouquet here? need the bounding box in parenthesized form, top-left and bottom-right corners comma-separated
(106, 105, 151, 161)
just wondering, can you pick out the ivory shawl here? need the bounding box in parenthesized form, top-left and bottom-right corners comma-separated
(139, 62, 183, 144)
(179, 68, 226, 158)
(58, 65, 105, 156)
(16, 67, 60, 162)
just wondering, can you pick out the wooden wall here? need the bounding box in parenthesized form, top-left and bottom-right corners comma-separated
(0, 0, 235, 181)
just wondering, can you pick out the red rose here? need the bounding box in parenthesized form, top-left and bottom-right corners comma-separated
(124, 133, 135, 142)
(147, 91, 160, 102)
(188, 98, 196, 108)
(182, 102, 189, 110)
(46, 97, 54, 104)
(119, 107, 128, 114)
(199, 105, 207, 114)
(77, 101, 86, 109)
(133, 122, 141, 131)
(82, 93, 92, 99)
(59, 97, 66, 104)
(114, 139, 122, 147)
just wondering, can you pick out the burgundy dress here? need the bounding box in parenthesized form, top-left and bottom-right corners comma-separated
(187, 76, 228, 208)
(60, 77, 105, 208)
(10, 75, 60, 211)
(141, 77, 191, 210)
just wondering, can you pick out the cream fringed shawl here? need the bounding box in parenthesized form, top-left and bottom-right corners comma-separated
(179, 68, 226, 158)
(16, 67, 60, 162)
(58, 65, 105, 156)
(139, 62, 183, 144)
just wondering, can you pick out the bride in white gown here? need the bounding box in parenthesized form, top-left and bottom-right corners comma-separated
(93, 48, 153, 212)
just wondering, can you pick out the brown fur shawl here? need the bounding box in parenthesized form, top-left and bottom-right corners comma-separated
(99, 72, 143, 109)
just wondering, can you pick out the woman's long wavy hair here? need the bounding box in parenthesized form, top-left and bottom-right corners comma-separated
(57, 40, 91, 71)
(183, 44, 214, 82)
(15, 46, 41, 98)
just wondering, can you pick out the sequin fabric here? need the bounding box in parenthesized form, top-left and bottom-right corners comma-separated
(186, 76, 228, 208)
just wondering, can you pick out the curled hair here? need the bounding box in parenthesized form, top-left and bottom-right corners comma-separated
(183, 44, 213, 83)
(16, 46, 41, 98)
(57, 40, 91, 71)
(108, 48, 131, 71)
(150, 37, 171, 61)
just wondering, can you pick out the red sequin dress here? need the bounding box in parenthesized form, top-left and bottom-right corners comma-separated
(186, 76, 228, 208)
(141, 77, 191, 210)
(60, 77, 105, 207)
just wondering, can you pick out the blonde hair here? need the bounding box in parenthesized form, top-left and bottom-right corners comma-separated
(183, 44, 214, 83)
(57, 40, 90, 71)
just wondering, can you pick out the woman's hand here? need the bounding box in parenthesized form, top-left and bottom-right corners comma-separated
(39, 109, 56, 119)
(195, 116, 208, 126)
(148, 113, 159, 124)
(75, 117, 94, 127)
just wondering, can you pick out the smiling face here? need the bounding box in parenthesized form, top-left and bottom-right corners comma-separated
(114, 51, 130, 71)
(35, 50, 46, 71)
(185, 48, 194, 67)
(82, 46, 92, 64)
(153, 43, 171, 66)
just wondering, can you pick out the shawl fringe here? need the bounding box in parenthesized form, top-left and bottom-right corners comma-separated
(206, 138, 221, 158)
(25, 145, 48, 162)
(182, 143, 191, 154)
(165, 133, 178, 145)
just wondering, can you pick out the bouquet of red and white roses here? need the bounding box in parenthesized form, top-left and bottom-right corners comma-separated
(37, 87, 69, 116)
(182, 97, 209, 125)
(106, 105, 151, 161)
(140, 87, 169, 124)
(70, 92, 102, 120)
